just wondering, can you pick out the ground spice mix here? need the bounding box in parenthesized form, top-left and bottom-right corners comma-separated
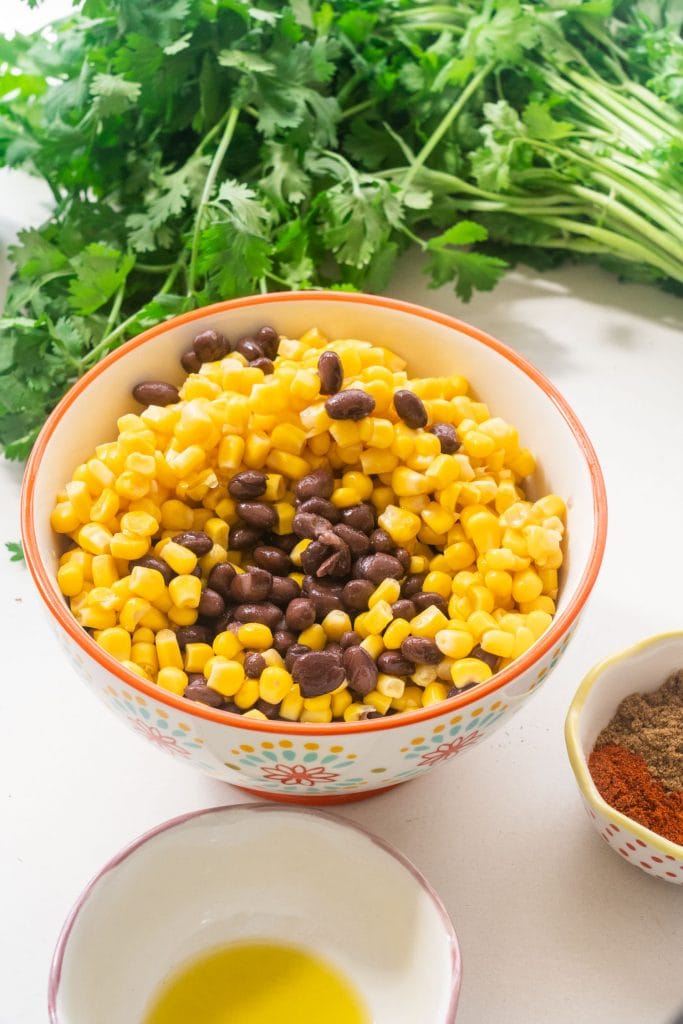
(589, 669, 683, 846)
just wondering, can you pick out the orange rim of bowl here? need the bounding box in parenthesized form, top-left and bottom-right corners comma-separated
(21, 290, 608, 736)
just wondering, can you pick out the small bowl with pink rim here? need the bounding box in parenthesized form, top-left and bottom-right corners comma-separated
(49, 804, 461, 1023)
(565, 631, 683, 884)
(22, 290, 607, 803)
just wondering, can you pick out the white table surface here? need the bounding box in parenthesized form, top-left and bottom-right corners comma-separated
(2, 5, 683, 1022)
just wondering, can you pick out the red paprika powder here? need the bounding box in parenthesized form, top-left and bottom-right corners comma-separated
(588, 743, 683, 846)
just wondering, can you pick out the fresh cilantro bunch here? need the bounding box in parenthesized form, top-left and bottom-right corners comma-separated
(1, 0, 681, 460)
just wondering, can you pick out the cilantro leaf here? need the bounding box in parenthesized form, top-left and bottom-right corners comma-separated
(68, 245, 135, 316)
(5, 541, 24, 563)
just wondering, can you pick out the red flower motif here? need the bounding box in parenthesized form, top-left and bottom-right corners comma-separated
(417, 731, 481, 767)
(260, 762, 339, 787)
(132, 719, 190, 758)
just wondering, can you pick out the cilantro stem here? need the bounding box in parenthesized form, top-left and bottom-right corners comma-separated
(103, 282, 125, 337)
(340, 98, 375, 121)
(187, 105, 240, 295)
(399, 62, 494, 196)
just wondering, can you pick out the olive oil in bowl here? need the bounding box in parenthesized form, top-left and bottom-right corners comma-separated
(143, 941, 371, 1024)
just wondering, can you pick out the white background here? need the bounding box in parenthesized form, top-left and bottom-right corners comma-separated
(2, 3, 683, 1023)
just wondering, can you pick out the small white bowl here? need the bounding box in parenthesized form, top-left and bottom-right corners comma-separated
(49, 805, 461, 1022)
(565, 631, 683, 884)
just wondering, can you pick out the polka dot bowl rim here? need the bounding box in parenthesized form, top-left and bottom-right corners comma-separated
(21, 289, 607, 737)
(564, 630, 683, 864)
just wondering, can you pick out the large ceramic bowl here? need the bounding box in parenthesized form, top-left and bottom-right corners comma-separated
(49, 804, 461, 1023)
(565, 631, 683, 884)
(22, 291, 606, 803)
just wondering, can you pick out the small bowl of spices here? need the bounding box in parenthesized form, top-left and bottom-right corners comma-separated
(565, 631, 683, 883)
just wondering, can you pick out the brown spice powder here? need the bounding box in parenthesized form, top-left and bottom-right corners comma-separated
(595, 669, 683, 791)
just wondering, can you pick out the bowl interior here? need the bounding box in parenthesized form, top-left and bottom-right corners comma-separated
(52, 806, 460, 1023)
(27, 294, 600, 673)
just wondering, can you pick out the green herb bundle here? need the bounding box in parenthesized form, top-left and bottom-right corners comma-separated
(1, 0, 681, 459)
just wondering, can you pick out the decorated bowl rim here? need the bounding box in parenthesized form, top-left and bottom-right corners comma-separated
(564, 630, 683, 858)
(48, 802, 462, 1023)
(22, 289, 607, 736)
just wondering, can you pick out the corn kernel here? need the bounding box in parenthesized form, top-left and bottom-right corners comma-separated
(258, 666, 293, 704)
(480, 628, 514, 659)
(321, 610, 352, 641)
(376, 674, 405, 699)
(364, 689, 392, 714)
(359, 634, 384, 659)
(168, 605, 198, 626)
(155, 628, 183, 669)
(57, 562, 84, 597)
(96, 626, 132, 662)
(130, 642, 158, 675)
(157, 667, 188, 695)
(368, 579, 401, 608)
(410, 606, 450, 638)
(168, 574, 202, 608)
(422, 682, 449, 707)
(77, 523, 113, 556)
(435, 628, 474, 660)
(300, 707, 333, 723)
(357, 600, 393, 637)
(422, 571, 452, 600)
(129, 565, 166, 602)
(160, 499, 194, 531)
(382, 618, 412, 650)
(110, 532, 150, 560)
(450, 658, 493, 688)
(378, 504, 421, 545)
(298, 623, 326, 650)
(234, 675, 259, 709)
(280, 685, 304, 721)
(184, 643, 214, 673)
(207, 659, 245, 697)
(237, 622, 273, 650)
(161, 541, 198, 575)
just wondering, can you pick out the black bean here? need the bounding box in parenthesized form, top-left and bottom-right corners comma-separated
(354, 553, 404, 584)
(391, 599, 416, 620)
(193, 328, 230, 362)
(132, 381, 179, 407)
(300, 541, 328, 576)
(130, 555, 175, 585)
(340, 630, 362, 649)
(269, 576, 300, 607)
(208, 562, 236, 600)
(316, 531, 351, 578)
(235, 336, 265, 362)
(198, 588, 226, 618)
(237, 502, 278, 530)
(303, 578, 345, 617)
(190, 565, 202, 579)
(255, 325, 280, 360)
(285, 597, 317, 632)
(369, 528, 393, 554)
(230, 568, 273, 603)
(377, 651, 415, 677)
(184, 681, 224, 708)
(401, 636, 442, 664)
(447, 682, 479, 698)
(470, 645, 501, 673)
(402, 573, 427, 598)
(325, 389, 376, 421)
(252, 545, 292, 575)
(412, 591, 448, 614)
(181, 349, 201, 374)
(394, 547, 411, 571)
(317, 350, 344, 395)
(292, 651, 346, 697)
(273, 630, 297, 655)
(212, 609, 234, 634)
(229, 525, 263, 550)
(228, 471, 267, 500)
(176, 624, 213, 648)
(251, 357, 274, 375)
(244, 652, 267, 678)
(341, 578, 374, 612)
(297, 497, 340, 523)
(254, 699, 281, 719)
(171, 530, 213, 555)
(292, 512, 331, 540)
(359, 709, 382, 720)
(341, 503, 376, 533)
(429, 422, 460, 454)
(342, 645, 377, 697)
(295, 468, 334, 501)
(285, 644, 311, 671)
(334, 524, 371, 556)
(393, 389, 428, 429)
(271, 532, 298, 554)
(232, 603, 283, 628)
